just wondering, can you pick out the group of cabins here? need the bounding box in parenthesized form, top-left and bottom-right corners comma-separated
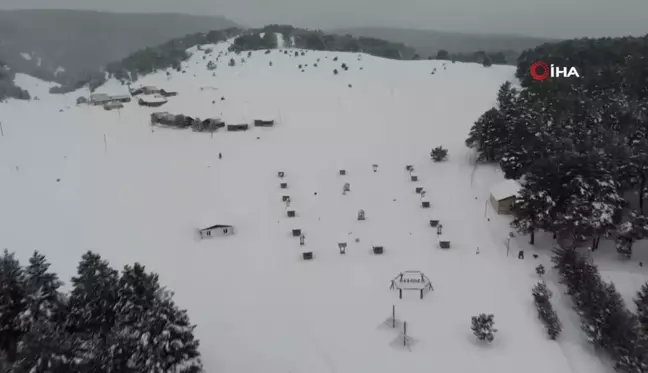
(78, 85, 178, 111)
(150, 111, 275, 133)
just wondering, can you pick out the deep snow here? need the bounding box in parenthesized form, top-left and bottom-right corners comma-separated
(1, 39, 641, 373)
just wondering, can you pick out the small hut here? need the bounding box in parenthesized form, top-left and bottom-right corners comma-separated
(138, 95, 167, 107)
(490, 179, 522, 214)
(110, 94, 132, 103)
(227, 124, 249, 131)
(198, 224, 235, 239)
(103, 101, 124, 111)
(90, 93, 111, 105)
(254, 119, 275, 127)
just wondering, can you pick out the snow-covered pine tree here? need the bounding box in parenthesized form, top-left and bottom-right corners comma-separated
(23, 251, 65, 328)
(599, 282, 648, 372)
(531, 281, 562, 340)
(496, 81, 518, 118)
(499, 100, 552, 180)
(114, 263, 160, 328)
(551, 245, 579, 289)
(465, 108, 506, 162)
(67, 251, 119, 338)
(0, 249, 28, 362)
(635, 282, 648, 336)
(532, 280, 552, 300)
(113, 264, 203, 373)
(149, 288, 203, 373)
(12, 318, 81, 373)
(470, 313, 497, 342)
(430, 146, 448, 162)
(511, 167, 556, 245)
(535, 264, 545, 276)
(556, 163, 623, 250)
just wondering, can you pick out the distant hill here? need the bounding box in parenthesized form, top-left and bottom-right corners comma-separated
(331, 27, 559, 63)
(51, 24, 419, 94)
(0, 9, 239, 85)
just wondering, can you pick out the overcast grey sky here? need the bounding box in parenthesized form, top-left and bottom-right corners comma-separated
(1, 0, 646, 39)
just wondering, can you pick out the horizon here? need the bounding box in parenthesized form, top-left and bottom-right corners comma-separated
(0, 1, 646, 39)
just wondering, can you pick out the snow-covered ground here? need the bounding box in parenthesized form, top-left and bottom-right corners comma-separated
(2, 39, 643, 373)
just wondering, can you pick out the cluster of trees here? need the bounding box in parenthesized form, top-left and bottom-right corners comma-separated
(434, 49, 511, 66)
(105, 28, 241, 81)
(50, 28, 243, 92)
(228, 25, 416, 60)
(0, 249, 203, 373)
(0, 60, 30, 101)
(229, 32, 278, 52)
(552, 246, 647, 371)
(466, 34, 648, 255)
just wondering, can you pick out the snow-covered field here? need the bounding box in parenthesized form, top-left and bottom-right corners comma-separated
(1, 38, 643, 373)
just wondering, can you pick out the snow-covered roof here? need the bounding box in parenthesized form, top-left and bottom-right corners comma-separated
(200, 224, 233, 231)
(490, 179, 521, 201)
(90, 93, 110, 100)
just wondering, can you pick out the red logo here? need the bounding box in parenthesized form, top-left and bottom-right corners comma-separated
(529, 61, 549, 81)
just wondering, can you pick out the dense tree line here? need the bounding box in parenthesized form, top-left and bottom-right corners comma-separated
(466, 35, 648, 254)
(552, 246, 648, 372)
(434, 49, 511, 65)
(0, 249, 202, 373)
(0, 60, 30, 101)
(228, 25, 416, 60)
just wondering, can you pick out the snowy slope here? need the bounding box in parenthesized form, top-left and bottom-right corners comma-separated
(0, 41, 624, 373)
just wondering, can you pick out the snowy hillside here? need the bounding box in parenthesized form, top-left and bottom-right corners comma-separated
(0, 39, 628, 373)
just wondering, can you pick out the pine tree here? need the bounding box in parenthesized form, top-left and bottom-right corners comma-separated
(535, 264, 545, 276)
(0, 249, 27, 362)
(499, 99, 552, 180)
(23, 251, 65, 328)
(471, 313, 497, 342)
(67, 251, 119, 338)
(465, 108, 506, 162)
(114, 263, 160, 328)
(148, 289, 203, 373)
(554, 161, 623, 250)
(634, 282, 648, 336)
(532, 281, 562, 339)
(12, 319, 81, 373)
(430, 146, 448, 162)
(511, 167, 557, 245)
(114, 264, 203, 373)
